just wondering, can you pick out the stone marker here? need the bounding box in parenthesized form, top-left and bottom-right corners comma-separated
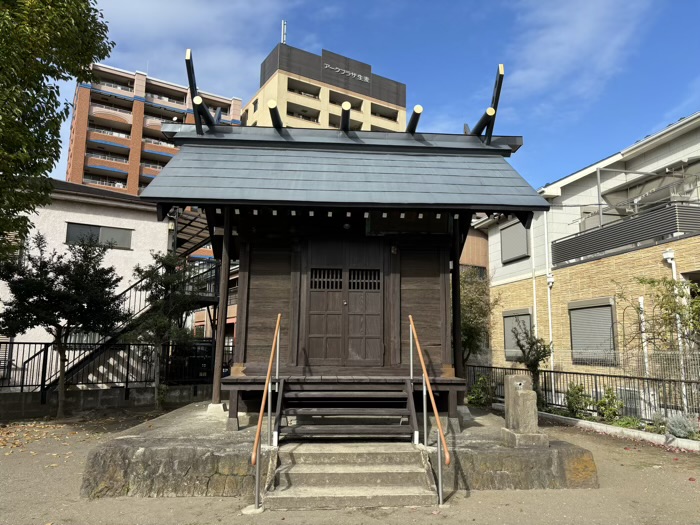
(501, 375, 549, 448)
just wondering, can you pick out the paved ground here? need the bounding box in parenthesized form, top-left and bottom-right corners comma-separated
(0, 406, 698, 525)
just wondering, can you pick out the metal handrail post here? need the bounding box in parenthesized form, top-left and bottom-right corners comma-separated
(255, 440, 261, 508)
(267, 381, 272, 446)
(275, 329, 280, 392)
(423, 374, 428, 445)
(410, 327, 414, 380)
(437, 434, 443, 505)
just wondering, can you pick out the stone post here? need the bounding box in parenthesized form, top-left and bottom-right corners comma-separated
(501, 375, 549, 448)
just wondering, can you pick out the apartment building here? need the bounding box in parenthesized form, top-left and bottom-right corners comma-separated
(66, 64, 242, 195)
(241, 44, 406, 131)
(476, 112, 700, 381)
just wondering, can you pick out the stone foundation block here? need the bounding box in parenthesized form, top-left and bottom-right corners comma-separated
(501, 427, 549, 448)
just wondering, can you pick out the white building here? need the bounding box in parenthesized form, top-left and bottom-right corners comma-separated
(0, 179, 170, 350)
(475, 111, 700, 379)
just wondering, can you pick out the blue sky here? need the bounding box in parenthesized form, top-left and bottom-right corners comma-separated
(51, 0, 700, 190)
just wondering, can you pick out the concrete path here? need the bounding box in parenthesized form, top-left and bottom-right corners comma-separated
(0, 406, 698, 525)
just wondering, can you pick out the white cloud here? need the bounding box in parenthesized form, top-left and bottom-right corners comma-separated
(506, 0, 652, 109)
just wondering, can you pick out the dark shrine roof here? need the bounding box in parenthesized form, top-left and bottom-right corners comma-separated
(140, 125, 549, 212)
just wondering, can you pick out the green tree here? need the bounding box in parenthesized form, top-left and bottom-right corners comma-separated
(0, 234, 127, 417)
(460, 267, 500, 365)
(130, 252, 206, 409)
(511, 320, 553, 409)
(0, 0, 113, 260)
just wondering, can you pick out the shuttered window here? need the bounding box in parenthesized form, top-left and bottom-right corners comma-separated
(500, 220, 529, 264)
(569, 299, 617, 365)
(503, 309, 531, 362)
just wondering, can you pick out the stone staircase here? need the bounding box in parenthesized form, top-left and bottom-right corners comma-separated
(264, 442, 437, 510)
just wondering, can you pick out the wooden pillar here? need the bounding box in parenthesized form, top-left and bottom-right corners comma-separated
(452, 217, 464, 379)
(212, 208, 232, 404)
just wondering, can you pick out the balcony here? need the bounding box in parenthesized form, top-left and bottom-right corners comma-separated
(145, 92, 187, 109)
(143, 136, 177, 149)
(140, 161, 164, 177)
(143, 114, 170, 130)
(93, 81, 134, 97)
(551, 203, 700, 267)
(87, 126, 131, 140)
(89, 103, 133, 124)
(83, 173, 128, 190)
(87, 130, 130, 149)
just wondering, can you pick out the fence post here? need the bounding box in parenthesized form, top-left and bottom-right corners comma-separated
(124, 344, 131, 400)
(39, 345, 49, 405)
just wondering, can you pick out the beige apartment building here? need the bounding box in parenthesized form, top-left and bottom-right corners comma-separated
(476, 112, 700, 384)
(241, 44, 406, 131)
(66, 64, 241, 195)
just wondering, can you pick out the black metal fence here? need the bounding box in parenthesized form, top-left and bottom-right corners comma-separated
(0, 340, 234, 403)
(466, 365, 700, 421)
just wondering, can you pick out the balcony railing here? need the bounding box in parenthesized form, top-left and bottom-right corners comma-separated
(144, 114, 172, 123)
(551, 202, 700, 267)
(143, 137, 176, 148)
(86, 152, 129, 164)
(146, 92, 186, 105)
(84, 174, 127, 188)
(287, 112, 319, 123)
(141, 161, 164, 170)
(88, 126, 131, 139)
(91, 102, 132, 114)
(95, 81, 134, 92)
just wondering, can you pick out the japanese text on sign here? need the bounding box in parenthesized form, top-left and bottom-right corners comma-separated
(323, 63, 370, 83)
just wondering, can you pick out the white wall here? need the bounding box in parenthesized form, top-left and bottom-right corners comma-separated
(488, 211, 547, 286)
(0, 196, 169, 344)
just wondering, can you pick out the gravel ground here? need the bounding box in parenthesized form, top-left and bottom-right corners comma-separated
(0, 407, 698, 525)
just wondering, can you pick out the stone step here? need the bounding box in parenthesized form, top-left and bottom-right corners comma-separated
(283, 407, 410, 416)
(279, 424, 413, 436)
(275, 463, 431, 488)
(264, 485, 437, 510)
(285, 391, 407, 399)
(278, 442, 424, 465)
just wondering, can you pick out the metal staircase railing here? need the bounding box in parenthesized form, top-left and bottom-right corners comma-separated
(18, 260, 220, 396)
(409, 314, 450, 506)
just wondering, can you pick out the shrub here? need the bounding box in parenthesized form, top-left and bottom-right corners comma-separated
(646, 412, 667, 434)
(666, 414, 699, 439)
(614, 416, 643, 429)
(596, 387, 623, 423)
(565, 383, 592, 418)
(467, 374, 495, 407)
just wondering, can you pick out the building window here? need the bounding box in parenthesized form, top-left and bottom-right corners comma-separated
(66, 222, 132, 250)
(500, 219, 529, 264)
(193, 325, 205, 338)
(503, 308, 531, 362)
(569, 298, 617, 365)
(252, 99, 258, 113)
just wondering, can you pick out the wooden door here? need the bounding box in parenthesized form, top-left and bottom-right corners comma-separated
(303, 239, 383, 367)
(307, 268, 344, 366)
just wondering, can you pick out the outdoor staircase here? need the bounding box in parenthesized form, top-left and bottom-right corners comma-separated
(17, 260, 220, 394)
(257, 379, 438, 509)
(274, 379, 419, 440)
(264, 442, 437, 510)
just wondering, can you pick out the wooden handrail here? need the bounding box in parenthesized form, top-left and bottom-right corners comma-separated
(409, 315, 450, 466)
(251, 313, 282, 466)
